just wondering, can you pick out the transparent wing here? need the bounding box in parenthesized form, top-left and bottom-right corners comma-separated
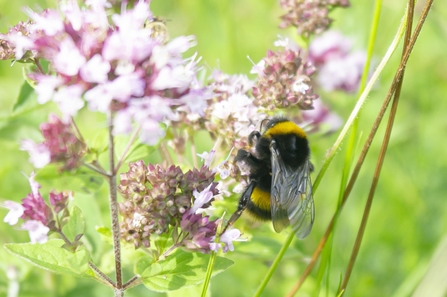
(270, 140, 315, 239)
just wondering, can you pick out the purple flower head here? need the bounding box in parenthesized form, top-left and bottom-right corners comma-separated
(180, 211, 218, 253)
(49, 191, 71, 214)
(279, 0, 350, 37)
(309, 31, 367, 93)
(252, 47, 318, 110)
(176, 69, 263, 150)
(21, 220, 50, 244)
(301, 99, 343, 133)
(316, 51, 366, 93)
(0, 1, 209, 145)
(197, 150, 216, 168)
(20, 140, 51, 169)
(1, 201, 25, 226)
(0, 21, 35, 61)
(118, 161, 219, 249)
(309, 30, 352, 66)
(21, 114, 86, 170)
(21, 173, 52, 225)
(210, 228, 244, 253)
(190, 183, 215, 214)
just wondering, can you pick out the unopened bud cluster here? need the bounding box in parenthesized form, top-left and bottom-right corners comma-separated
(252, 48, 318, 111)
(279, 0, 350, 37)
(118, 160, 218, 248)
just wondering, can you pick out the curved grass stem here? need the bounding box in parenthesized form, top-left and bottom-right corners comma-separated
(339, 0, 417, 293)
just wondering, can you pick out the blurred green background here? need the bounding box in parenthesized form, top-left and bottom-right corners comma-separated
(1, 0, 447, 296)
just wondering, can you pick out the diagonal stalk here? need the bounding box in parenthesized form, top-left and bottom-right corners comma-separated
(287, 0, 434, 294)
(257, 4, 408, 296)
(339, 0, 416, 293)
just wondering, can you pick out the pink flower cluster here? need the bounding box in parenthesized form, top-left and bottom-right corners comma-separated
(20, 114, 86, 170)
(309, 30, 366, 93)
(252, 45, 318, 111)
(279, 0, 350, 37)
(1, 173, 70, 244)
(2, 1, 209, 145)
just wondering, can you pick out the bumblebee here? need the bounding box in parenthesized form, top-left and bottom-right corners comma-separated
(225, 117, 315, 239)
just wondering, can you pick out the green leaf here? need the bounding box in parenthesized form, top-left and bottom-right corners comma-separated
(36, 165, 104, 194)
(62, 206, 86, 243)
(124, 143, 156, 163)
(114, 135, 156, 170)
(95, 226, 113, 245)
(88, 130, 109, 158)
(4, 239, 91, 277)
(136, 250, 233, 292)
(12, 80, 35, 112)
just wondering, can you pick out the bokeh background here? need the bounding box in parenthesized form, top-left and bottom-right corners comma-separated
(1, 0, 446, 296)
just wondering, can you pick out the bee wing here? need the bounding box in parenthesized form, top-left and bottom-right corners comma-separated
(270, 141, 315, 239)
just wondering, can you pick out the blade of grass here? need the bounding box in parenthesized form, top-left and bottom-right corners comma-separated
(317, 0, 383, 293)
(256, 5, 405, 293)
(286, 4, 412, 295)
(288, 0, 434, 294)
(339, 0, 416, 293)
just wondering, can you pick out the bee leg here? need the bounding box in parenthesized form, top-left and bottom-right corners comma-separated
(221, 181, 256, 235)
(248, 131, 261, 146)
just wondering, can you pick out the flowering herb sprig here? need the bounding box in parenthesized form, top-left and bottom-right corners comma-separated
(0, 0, 370, 296)
(118, 160, 240, 255)
(2, 172, 75, 246)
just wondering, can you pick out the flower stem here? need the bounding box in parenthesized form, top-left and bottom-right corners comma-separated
(201, 251, 217, 297)
(89, 262, 116, 287)
(114, 123, 142, 174)
(34, 58, 45, 74)
(287, 0, 433, 293)
(190, 134, 199, 169)
(257, 4, 408, 295)
(123, 275, 141, 290)
(254, 233, 294, 297)
(82, 162, 109, 177)
(107, 110, 123, 295)
(339, 0, 416, 293)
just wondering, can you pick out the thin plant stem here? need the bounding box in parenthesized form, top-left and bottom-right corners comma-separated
(190, 133, 199, 169)
(70, 116, 86, 143)
(114, 123, 142, 174)
(34, 58, 45, 74)
(339, 0, 416, 293)
(201, 251, 217, 297)
(82, 161, 109, 177)
(259, 5, 408, 296)
(89, 262, 116, 287)
(253, 234, 294, 297)
(123, 275, 141, 290)
(321, 0, 381, 292)
(107, 110, 123, 296)
(287, 0, 433, 293)
(159, 141, 173, 166)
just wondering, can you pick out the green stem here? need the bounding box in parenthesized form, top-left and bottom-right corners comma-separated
(253, 233, 294, 297)
(107, 110, 123, 296)
(114, 123, 142, 174)
(339, 0, 418, 293)
(201, 251, 217, 297)
(258, 3, 409, 296)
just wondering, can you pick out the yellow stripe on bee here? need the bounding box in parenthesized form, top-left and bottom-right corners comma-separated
(264, 121, 307, 139)
(250, 187, 271, 211)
